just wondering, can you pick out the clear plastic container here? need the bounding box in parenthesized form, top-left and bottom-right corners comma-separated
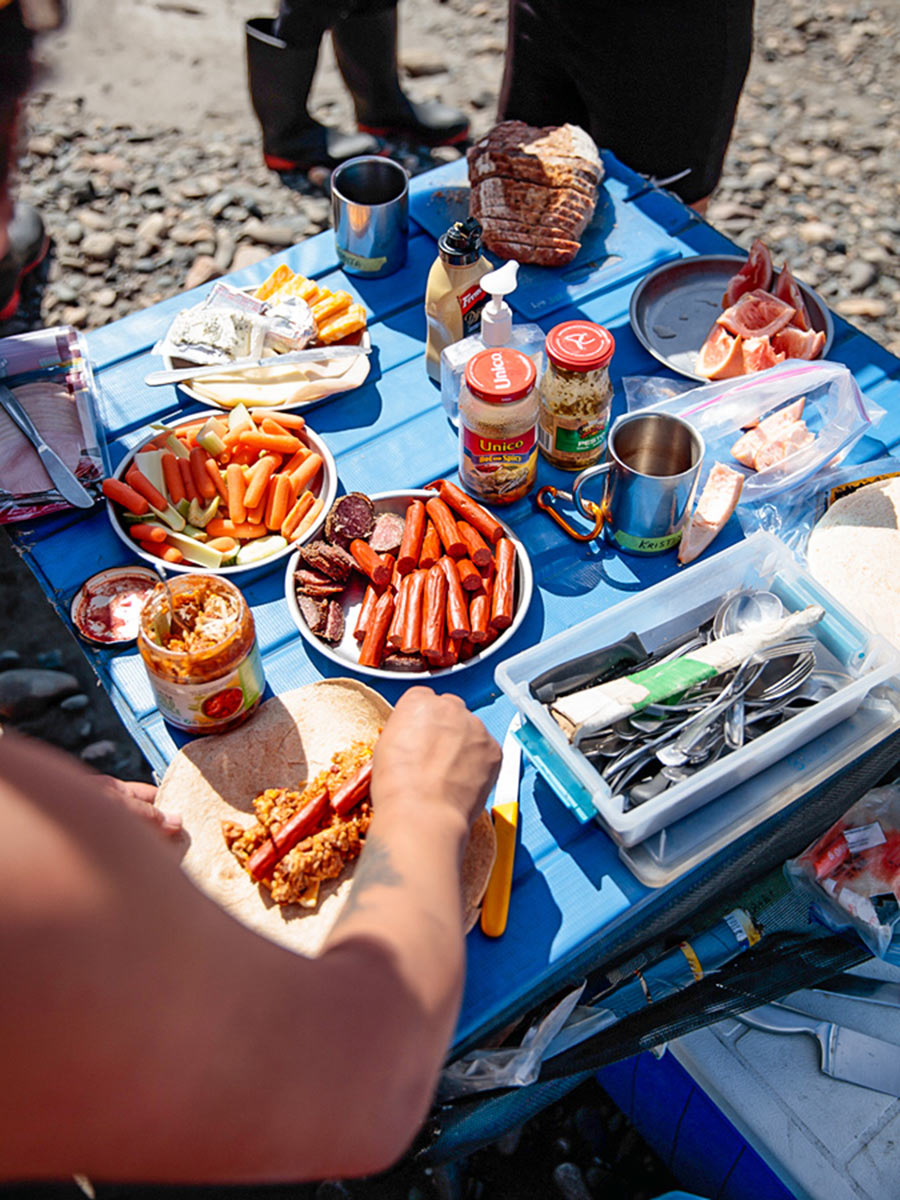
(495, 532, 900, 846)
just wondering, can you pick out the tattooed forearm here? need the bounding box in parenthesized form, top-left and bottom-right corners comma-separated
(332, 833, 402, 926)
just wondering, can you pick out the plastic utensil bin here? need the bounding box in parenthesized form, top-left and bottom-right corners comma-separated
(495, 532, 900, 847)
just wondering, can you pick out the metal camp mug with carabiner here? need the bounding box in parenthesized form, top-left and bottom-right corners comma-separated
(572, 411, 704, 555)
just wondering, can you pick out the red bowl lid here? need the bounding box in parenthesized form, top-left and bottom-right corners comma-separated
(464, 346, 537, 403)
(545, 320, 615, 371)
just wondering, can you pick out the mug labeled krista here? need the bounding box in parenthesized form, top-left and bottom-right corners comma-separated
(330, 156, 409, 279)
(572, 411, 704, 555)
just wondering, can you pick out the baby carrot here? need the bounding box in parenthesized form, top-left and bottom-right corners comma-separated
(189, 446, 217, 501)
(161, 451, 185, 505)
(289, 495, 323, 542)
(243, 454, 279, 510)
(129, 523, 167, 543)
(138, 539, 184, 564)
(252, 409, 305, 431)
(206, 518, 269, 539)
(203, 457, 228, 503)
(125, 464, 168, 511)
(246, 495, 267, 525)
(177, 455, 198, 503)
(207, 536, 239, 555)
(289, 451, 322, 495)
(281, 445, 311, 476)
(281, 489, 314, 540)
(264, 472, 292, 531)
(260, 417, 292, 438)
(102, 478, 149, 515)
(226, 463, 247, 524)
(237, 431, 301, 455)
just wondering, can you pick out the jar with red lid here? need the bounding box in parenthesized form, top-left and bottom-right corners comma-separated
(538, 320, 615, 470)
(459, 346, 538, 505)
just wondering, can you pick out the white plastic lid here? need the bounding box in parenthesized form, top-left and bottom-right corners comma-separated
(479, 260, 519, 347)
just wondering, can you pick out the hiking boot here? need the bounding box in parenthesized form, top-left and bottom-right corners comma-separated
(332, 7, 469, 147)
(0, 202, 49, 322)
(246, 17, 379, 173)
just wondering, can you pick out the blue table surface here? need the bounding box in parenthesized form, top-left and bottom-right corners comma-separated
(10, 153, 900, 1054)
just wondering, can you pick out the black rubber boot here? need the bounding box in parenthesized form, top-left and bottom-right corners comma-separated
(245, 17, 379, 172)
(332, 6, 469, 147)
(0, 203, 49, 322)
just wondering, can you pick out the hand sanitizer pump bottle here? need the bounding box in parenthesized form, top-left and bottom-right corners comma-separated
(439, 260, 544, 423)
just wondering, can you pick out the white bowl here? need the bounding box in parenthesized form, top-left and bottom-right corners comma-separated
(107, 411, 337, 576)
(284, 489, 534, 680)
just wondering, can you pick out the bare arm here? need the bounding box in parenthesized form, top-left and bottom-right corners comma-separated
(0, 691, 500, 1184)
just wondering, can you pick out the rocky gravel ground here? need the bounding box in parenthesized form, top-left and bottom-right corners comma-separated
(1, 0, 898, 1196)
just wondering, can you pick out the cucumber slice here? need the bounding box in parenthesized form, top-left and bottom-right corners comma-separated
(235, 535, 287, 566)
(162, 531, 224, 569)
(134, 448, 166, 499)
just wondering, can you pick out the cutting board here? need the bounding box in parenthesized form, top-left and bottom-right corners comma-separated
(409, 153, 689, 321)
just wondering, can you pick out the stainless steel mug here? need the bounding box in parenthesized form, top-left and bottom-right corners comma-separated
(330, 155, 409, 279)
(572, 411, 704, 555)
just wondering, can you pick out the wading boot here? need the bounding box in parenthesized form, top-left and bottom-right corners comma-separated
(332, 6, 469, 147)
(246, 17, 379, 173)
(0, 203, 48, 322)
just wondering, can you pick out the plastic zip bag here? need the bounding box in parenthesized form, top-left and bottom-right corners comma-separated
(622, 360, 885, 503)
(738, 455, 900, 557)
(0, 326, 107, 524)
(786, 785, 900, 959)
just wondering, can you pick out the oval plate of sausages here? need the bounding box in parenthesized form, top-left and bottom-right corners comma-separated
(284, 481, 534, 680)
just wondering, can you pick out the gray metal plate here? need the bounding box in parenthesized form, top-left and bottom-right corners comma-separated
(630, 255, 834, 381)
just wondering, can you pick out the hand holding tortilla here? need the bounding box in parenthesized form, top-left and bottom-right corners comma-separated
(156, 680, 500, 955)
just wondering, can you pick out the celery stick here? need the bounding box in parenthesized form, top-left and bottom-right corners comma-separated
(163, 530, 224, 569)
(148, 501, 187, 532)
(162, 433, 190, 460)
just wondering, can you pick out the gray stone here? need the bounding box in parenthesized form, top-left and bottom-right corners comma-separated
(64, 221, 84, 244)
(845, 260, 879, 292)
(552, 1162, 592, 1200)
(77, 209, 113, 232)
(80, 739, 119, 765)
(183, 255, 221, 290)
(0, 669, 80, 720)
(81, 231, 117, 260)
(0, 650, 21, 671)
(60, 693, 91, 713)
(37, 649, 65, 670)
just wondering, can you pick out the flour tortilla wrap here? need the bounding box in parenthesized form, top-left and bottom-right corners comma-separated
(188, 354, 370, 409)
(807, 475, 900, 650)
(156, 679, 496, 956)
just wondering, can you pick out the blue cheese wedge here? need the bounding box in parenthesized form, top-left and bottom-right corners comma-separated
(169, 307, 255, 361)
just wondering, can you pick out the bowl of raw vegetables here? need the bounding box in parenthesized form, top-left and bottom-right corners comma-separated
(102, 404, 337, 574)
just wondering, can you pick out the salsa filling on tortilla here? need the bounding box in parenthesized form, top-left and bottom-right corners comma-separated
(223, 740, 376, 907)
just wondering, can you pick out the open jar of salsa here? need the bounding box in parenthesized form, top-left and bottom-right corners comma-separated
(138, 575, 265, 735)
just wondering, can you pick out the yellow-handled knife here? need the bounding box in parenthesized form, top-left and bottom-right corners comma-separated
(481, 716, 521, 938)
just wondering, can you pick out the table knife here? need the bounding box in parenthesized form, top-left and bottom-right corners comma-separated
(481, 716, 522, 939)
(737, 1003, 900, 1096)
(144, 344, 370, 386)
(0, 383, 94, 509)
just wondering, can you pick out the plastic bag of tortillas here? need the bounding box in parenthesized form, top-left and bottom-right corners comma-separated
(738, 455, 900, 650)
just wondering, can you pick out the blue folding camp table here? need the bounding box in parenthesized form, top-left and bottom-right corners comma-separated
(8, 153, 900, 1065)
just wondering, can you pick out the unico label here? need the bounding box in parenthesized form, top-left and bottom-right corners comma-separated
(462, 425, 537, 472)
